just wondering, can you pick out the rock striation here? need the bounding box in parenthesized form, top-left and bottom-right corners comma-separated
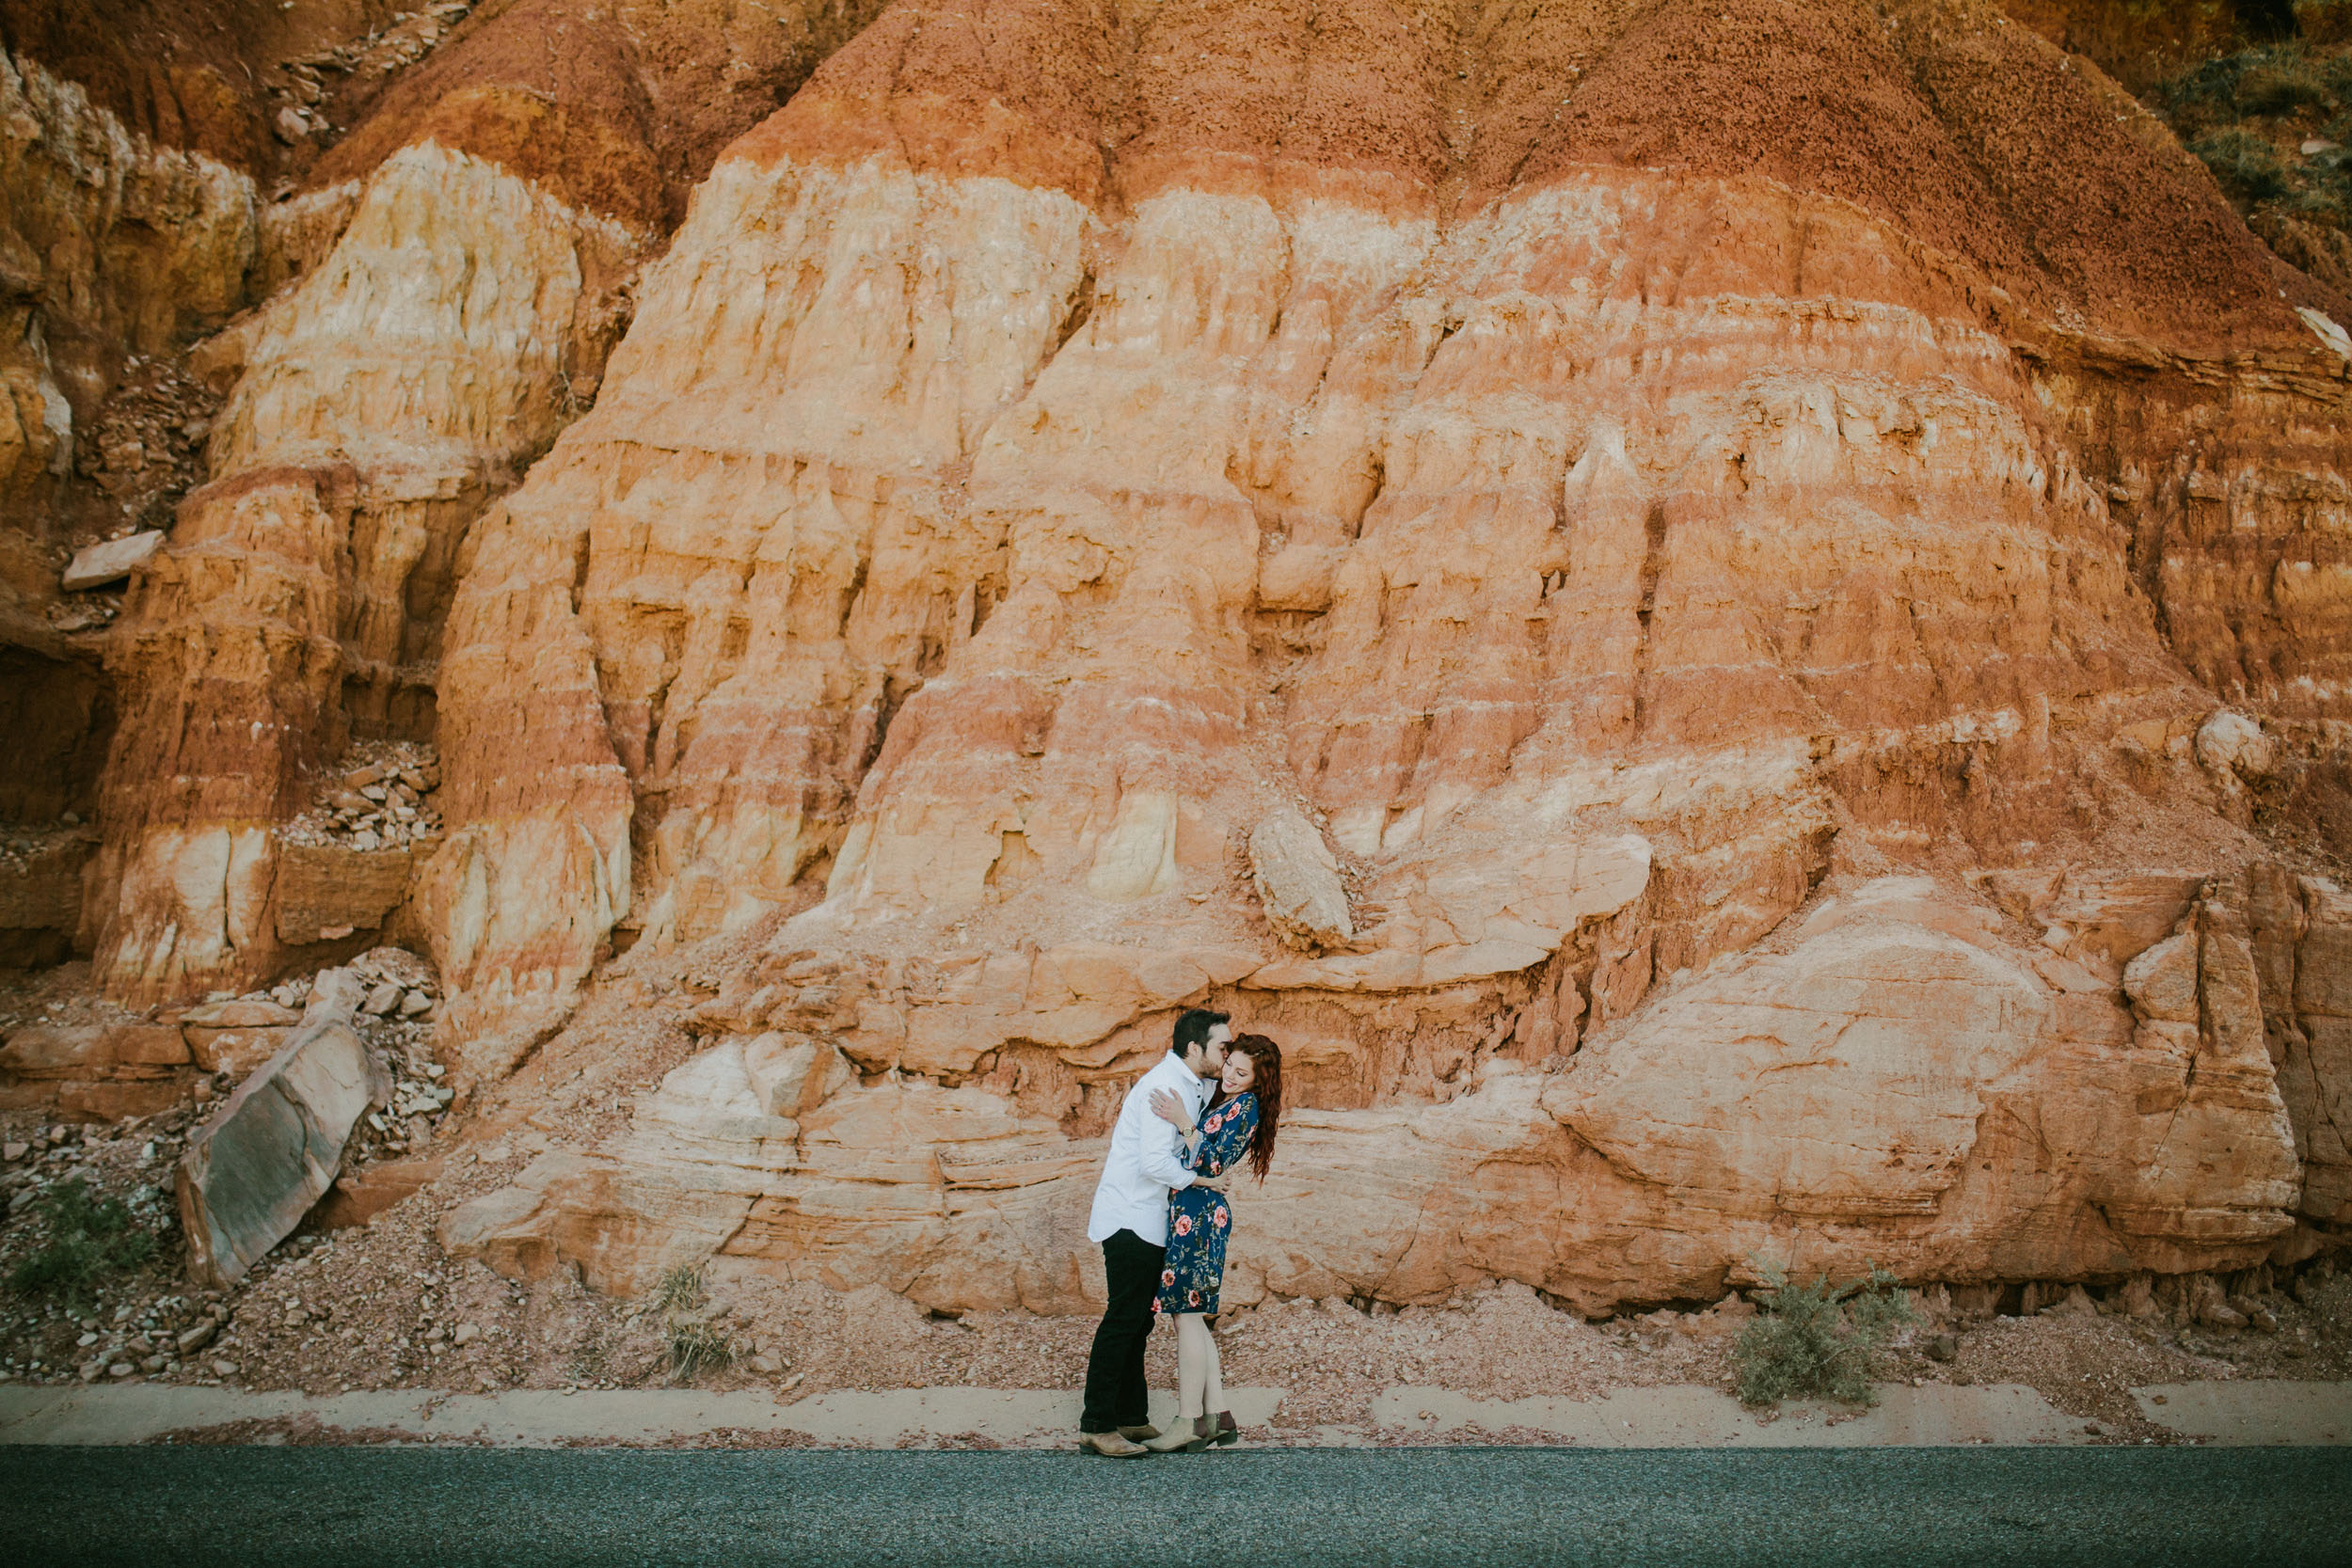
(72, 0, 889, 1005)
(427, 0, 2352, 1311)
(14, 0, 2352, 1315)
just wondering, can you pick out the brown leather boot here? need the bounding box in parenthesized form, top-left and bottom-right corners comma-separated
(1209, 1410, 1239, 1447)
(1078, 1430, 1148, 1458)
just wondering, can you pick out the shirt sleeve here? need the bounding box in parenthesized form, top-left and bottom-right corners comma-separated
(1124, 1067, 1195, 1189)
(1137, 1104, 1196, 1190)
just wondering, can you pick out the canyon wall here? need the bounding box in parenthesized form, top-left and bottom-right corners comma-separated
(430, 0, 2352, 1311)
(11, 0, 2352, 1315)
(45, 0, 888, 1002)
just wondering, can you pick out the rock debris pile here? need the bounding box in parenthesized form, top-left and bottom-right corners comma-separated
(279, 745, 444, 855)
(266, 4, 474, 149)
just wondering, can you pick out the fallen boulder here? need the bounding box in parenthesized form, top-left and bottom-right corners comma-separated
(174, 970, 389, 1287)
(60, 530, 165, 592)
(1248, 807, 1353, 952)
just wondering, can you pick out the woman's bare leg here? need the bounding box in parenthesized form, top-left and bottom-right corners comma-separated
(1203, 1319, 1227, 1415)
(1174, 1313, 1211, 1418)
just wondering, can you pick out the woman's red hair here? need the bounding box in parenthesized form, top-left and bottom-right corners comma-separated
(1215, 1033, 1283, 1181)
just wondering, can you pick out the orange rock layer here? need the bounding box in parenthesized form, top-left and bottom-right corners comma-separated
(33, 0, 2352, 1311)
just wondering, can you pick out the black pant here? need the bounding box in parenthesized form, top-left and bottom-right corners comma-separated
(1079, 1228, 1164, 1433)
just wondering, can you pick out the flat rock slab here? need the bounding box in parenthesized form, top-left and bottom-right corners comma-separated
(1, 1382, 2343, 1449)
(174, 972, 386, 1287)
(59, 531, 165, 592)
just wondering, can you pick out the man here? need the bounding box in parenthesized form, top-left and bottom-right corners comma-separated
(1075, 1006, 1231, 1457)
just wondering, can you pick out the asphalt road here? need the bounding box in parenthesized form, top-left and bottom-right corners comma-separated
(2, 1445, 2346, 1567)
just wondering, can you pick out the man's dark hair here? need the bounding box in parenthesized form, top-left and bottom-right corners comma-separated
(1172, 1007, 1230, 1060)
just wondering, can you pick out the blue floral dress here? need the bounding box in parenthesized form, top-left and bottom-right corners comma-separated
(1154, 1091, 1258, 1316)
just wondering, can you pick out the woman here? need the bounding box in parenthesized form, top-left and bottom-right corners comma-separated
(1140, 1032, 1283, 1453)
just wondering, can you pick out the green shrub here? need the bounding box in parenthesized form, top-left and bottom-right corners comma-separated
(1732, 1262, 1915, 1408)
(651, 1261, 731, 1381)
(2158, 45, 2340, 135)
(2193, 128, 2296, 204)
(2239, 59, 2333, 116)
(665, 1318, 734, 1381)
(654, 1262, 707, 1313)
(7, 1180, 157, 1304)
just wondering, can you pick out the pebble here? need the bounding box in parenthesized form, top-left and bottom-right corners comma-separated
(1, 1143, 24, 1162)
(453, 1323, 479, 1346)
(106, 1362, 135, 1379)
(211, 1359, 238, 1377)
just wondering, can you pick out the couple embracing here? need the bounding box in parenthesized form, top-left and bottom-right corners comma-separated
(1077, 1008, 1284, 1457)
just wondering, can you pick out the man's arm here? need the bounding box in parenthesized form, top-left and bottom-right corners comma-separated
(1134, 1070, 1195, 1189)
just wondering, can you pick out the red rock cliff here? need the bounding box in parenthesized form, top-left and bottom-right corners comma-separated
(8, 0, 2352, 1313)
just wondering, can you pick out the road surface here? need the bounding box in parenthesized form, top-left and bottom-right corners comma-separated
(3, 1444, 2346, 1566)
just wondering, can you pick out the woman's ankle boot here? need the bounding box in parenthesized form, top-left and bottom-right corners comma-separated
(1143, 1415, 1214, 1453)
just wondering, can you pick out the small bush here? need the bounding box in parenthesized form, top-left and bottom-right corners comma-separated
(2193, 128, 2296, 204)
(7, 1180, 157, 1304)
(1732, 1262, 1915, 1408)
(2239, 59, 2333, 116)
(666, 1319, 733, 1381)
(652, 1261, 731, 1381)
(2159, 45, 2338, 134)
(655, 1263, 707, 1314)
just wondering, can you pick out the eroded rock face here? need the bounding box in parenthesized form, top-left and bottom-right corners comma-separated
(0, 45, 258, 522)
(32, 0, 2352, 1313)
(80, 0, 889, 1004)
(420, 0, 2352, 1306)
(449, 872, 2326, 1311)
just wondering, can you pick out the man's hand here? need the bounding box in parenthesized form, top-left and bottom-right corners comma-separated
(1149, 1086, 1193, 1131)
(1190, 1170, 1231, 1192)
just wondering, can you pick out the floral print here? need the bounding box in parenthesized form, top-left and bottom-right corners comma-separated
(1153, 1091, 1258, 1317)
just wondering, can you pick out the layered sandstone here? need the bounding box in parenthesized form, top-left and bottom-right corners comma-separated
(80, 0, 888, 1004)
(16, 0, 2352, 1317)
(425, 0, 2352, 1313)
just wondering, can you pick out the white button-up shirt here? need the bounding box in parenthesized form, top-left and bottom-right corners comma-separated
(1086, 1051, 1213, 1246)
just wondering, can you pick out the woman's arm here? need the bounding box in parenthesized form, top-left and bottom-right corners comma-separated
(1190, 1098, 1257, 1180)
(1150, 1086, 1203, 1152)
